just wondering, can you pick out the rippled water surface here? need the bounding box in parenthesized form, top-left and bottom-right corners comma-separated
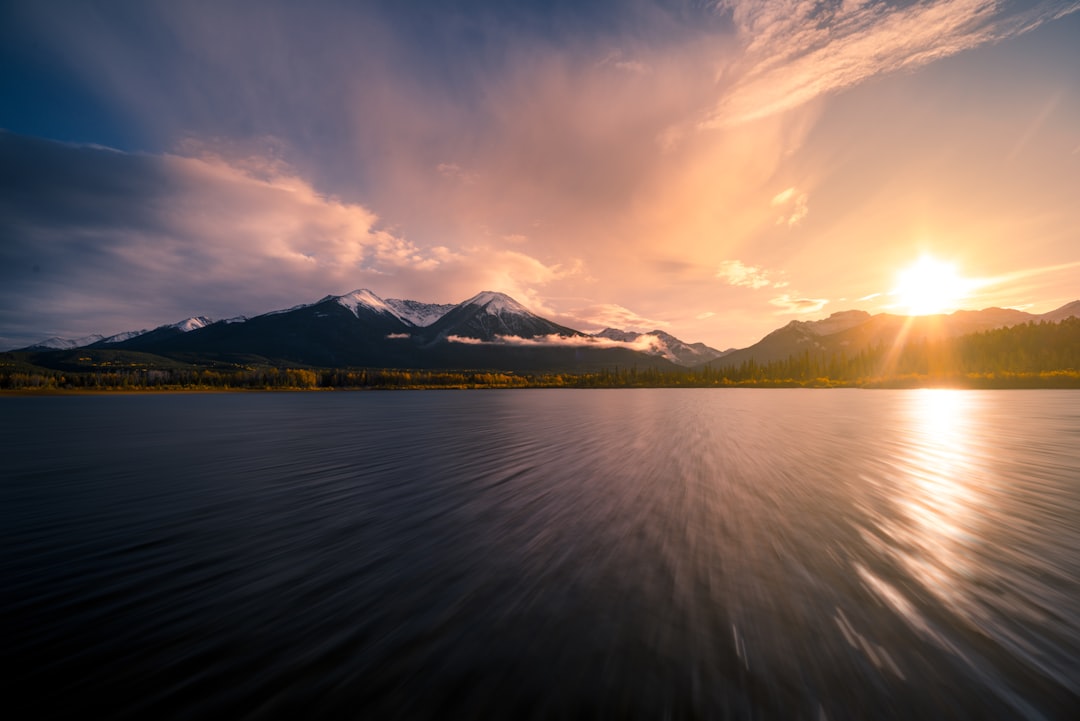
(3, 389, 1079, 719)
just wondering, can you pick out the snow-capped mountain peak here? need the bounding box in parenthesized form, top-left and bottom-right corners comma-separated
(384, 298, 455, 327)
(101, 329, 149, 343)
(461, 291, 533, 316)
(171, 316, 213, 332)
(325, 289, 455, 327)
(23, 334, 106, 351)
(326, 289, 394, 318)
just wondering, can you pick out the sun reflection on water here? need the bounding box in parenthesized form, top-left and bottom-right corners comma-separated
(871, 390, 996, 622)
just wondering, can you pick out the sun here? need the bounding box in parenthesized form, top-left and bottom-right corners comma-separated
(892, 256, 970, 315)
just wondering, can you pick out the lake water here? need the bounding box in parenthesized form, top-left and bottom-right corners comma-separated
(3, 389, 1078, 719)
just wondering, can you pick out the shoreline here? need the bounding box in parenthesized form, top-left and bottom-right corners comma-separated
(4, 382, 1079, 395)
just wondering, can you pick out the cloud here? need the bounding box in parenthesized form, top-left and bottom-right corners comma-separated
(448, 333, 663, 352)
(705, 0, 1080, 127)
(717, 260, 787, 289)
(0, 132, 570, 346)
(436, 162, 478, 184)
(5, 1, 1078, 351)
(770, 294, 828, 314)
(560, 303, 670, 332)
(770, 186, 809, 227)
(597, 50, 652, 75)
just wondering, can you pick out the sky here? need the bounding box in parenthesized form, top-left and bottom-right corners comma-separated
(2, 0, 1079, 350)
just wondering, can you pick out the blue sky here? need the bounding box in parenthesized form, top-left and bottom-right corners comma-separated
(2, 0, 1079, 349)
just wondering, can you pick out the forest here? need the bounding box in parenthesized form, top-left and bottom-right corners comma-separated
(3, 318, 1078, 391)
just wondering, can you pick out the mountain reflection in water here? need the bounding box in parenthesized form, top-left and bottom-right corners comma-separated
(3, 389, 1078, 719)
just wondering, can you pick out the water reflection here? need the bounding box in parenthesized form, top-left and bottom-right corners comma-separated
(855, 390, 1080, 715)
(854, 390, 1001, 643)
(3, 390, 1078, 719)
(892, 390, 989, 616)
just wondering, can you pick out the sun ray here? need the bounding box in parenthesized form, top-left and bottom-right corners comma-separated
(892, 255, 971, 316)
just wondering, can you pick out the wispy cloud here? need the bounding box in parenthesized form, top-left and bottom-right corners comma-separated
(436, 162, 478, 184)
(597, 50, 652, 75)
(771, 186, 809, 227)
(4, 1, 1078, 351)
(770, 294, 828, 314)
(448, 333, 663, 352)
(705, 0, 1080, 127)
(561, 303, 669, 332)
(717, 260, 787, 289)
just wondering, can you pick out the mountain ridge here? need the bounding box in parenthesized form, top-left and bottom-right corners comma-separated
(699, 302, 1080, 370)
(12, 290, 1079, 374)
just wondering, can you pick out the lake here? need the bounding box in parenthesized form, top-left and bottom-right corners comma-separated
(2, 389, 1078, 719)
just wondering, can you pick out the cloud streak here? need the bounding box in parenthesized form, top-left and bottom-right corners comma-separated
(705, 0, 1080, 127)
(3, 1, 1078, 350)
(770, 294, 829, 314)
(448, 333, 663, 352)
(771, 187, 809, 227)
(560, 303, 670, 333)
(717, 260, 786, 289)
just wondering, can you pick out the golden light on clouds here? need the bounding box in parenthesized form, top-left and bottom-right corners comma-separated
(2, 1, 1078, 350)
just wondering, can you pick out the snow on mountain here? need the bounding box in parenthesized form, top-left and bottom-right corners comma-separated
(326, 289, 396, 318)
(460, 291, 534, 316)
(314, 289, 453, 328)
(100, 316, 212, 344)
(101, 329, 149, 344)
(593, 328, 724, 366)
(266, 301, 316, 316)
(424, 291, 580, 342)
(170, 316, 213, 332)
(19, 316, 212, 351)
(23, 334, 106, 350)
(226, 289, 547, 330)
(385, 298, 455, 327)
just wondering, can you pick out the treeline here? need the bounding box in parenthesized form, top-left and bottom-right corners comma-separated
(3, 319, 1078, 390)
(0, 366, 569, 391)
(706, 318, 1080, 385)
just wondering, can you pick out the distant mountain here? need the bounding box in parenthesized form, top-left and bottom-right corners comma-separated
(21, 334, 107, 351)
(419, 291, 581, 343)
(594, 328, 728, 367)
(319, 289, 452, 328)
(88, 316, 214, 349)
(111, 293, 416, 367)
(1039, 300, 1080, 324)
(384, 298, 456, 327)
(20, 316, 213, 352)
(701, 302, 1080, 369)
(19, 289, 1078, 376)
(88, 289, 680, 372)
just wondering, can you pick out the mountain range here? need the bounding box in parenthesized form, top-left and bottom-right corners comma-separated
(705, 301, 1080, 370)
(13, 290, 1080, 374)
